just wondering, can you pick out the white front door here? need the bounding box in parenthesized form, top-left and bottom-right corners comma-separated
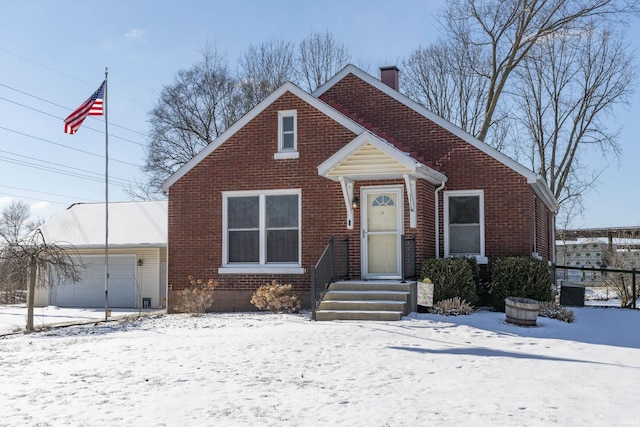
(361, 186, 403, 279)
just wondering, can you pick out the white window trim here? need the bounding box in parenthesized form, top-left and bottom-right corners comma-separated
(220, 189, 302, 273)
(275, 110, 298, 159)
(443, 190, 487, 264)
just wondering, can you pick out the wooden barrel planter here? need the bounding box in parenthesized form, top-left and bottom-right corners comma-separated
(505, 297, 540, 326)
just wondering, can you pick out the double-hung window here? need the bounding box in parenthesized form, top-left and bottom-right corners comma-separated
(444, 190, 486, 263)
(275, 110, 298, 159)
(222, 190, 301, 272)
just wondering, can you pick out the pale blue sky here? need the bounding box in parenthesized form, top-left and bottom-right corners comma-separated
(0, 0, 638, 229)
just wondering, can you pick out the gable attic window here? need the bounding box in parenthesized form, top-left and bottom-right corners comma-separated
(444, 190, 487, 264)
(220, 189, 304, 274)
(274, 110, 299, 159)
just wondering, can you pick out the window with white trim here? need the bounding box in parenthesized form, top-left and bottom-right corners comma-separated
(275, 110, 298, 159)
(223, 190, 301, 267)
(444, 190, 485, 261)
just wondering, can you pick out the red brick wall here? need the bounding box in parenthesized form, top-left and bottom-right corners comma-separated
(168, 92, 360, 311)
(321, 73, 553, 263)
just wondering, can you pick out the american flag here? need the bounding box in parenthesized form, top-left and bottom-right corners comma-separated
(63, 81, 105, 134)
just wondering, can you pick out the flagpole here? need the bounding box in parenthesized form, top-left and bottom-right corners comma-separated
(104, 67, 109, 321)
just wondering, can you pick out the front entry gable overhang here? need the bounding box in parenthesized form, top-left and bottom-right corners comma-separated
(318, 132, 447, 229)
(317, 131, 446, 185)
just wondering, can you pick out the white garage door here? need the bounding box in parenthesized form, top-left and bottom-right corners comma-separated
(51, 255, 137, 308)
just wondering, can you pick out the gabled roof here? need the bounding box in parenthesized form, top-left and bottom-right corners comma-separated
(318, 131, 446, 185)
(161, 82, 366, 192)
(38, 201, 167, 248)
(314, 65, 560, 212)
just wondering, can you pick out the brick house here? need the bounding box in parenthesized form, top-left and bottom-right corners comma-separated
(161, 65, 559, 314)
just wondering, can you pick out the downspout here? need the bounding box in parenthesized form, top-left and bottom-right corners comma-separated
(434, 182, 446, 259)
(551, 212, 556, 264)
(533, 196, 538, 256)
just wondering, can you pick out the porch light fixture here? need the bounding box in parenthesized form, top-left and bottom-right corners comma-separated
(137, 259, 143, 267)
(351, 196, 359, 209)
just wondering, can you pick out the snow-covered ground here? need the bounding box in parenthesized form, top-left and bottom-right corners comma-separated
(0, 305, 149, 335)
(1, 306, 639, 426)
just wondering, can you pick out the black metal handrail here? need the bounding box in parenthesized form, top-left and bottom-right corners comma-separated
(311, 235, 350, 320)
(401, 234, 417, 283)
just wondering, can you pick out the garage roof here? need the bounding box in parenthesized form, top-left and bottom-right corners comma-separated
(38, 200, 167, 248)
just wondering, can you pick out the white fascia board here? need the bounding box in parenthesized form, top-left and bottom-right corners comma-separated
(416, 164, 448, 185)
(318, 131, 446, 185)
(318, 132, 413, 175)
(161, 81, 365, 192)
(530, 176, 560, 213)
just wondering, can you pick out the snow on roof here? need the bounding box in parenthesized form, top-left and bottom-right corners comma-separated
(38, 200, 167, 248)
(556, 237, 640, 247)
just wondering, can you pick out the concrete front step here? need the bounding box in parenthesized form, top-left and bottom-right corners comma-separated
(318, 299, 406, 312)
(329, 281, 412, 292)
(324, 290, 409, 301)
(314, 280, 416, 321)
(315, 310, 404, 321)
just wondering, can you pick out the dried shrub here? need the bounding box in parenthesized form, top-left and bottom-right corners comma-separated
(433, 297, 474, 316)
(539, 301, 575, 323)
(174, 276, 218, 315)
(251, 280, 301, 313)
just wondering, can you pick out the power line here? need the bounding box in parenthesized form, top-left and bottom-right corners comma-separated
(0, 191, 92, 207)
(0, 156, 133, 186)
(0, 92, 147, 147)
(0, 149, 135, 186)
(0, 125, 142, 168)
(0, 184, 99, 203)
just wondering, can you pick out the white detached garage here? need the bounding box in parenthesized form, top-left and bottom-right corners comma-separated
(35, 201, 167, 309)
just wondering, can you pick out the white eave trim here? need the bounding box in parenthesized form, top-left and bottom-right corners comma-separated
(530, 176, 560, 213)
(314, 64, 559, 211)
(161, 81, 365, 192)
(317, 131, 447, 185)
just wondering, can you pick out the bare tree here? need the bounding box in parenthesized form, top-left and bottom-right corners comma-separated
(298, 31, 351, 92)
(237, 39, 297, 111)
(0, 200, 39, 243)
(0, 229, 83, 331)
(143, 46, 240, 194)
(437, 0, 639, 143)
(403, 40, 491, 142)
(514, 23, 635, 220)
(0, 201, 42, 303)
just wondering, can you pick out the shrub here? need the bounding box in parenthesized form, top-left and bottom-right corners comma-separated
(433, 297, 474, 316)
(251, 280, 301, 313)
(490, 257, 552, 311)
(174, 276, 218, 315)
(421, 257, 478, 304)
(539, 301, 575, 323)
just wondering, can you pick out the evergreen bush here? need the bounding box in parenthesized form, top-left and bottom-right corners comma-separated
(490, 257, 552, 311)
(421, 257, 478, 304)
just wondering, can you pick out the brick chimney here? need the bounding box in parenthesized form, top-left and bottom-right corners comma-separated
(380, 66, 399, 91)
